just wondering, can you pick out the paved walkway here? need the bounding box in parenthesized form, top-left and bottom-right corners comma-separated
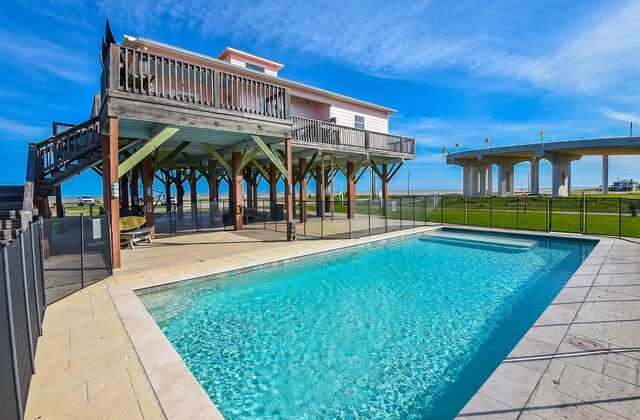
(458, 235, 640, 419)
(24, 228, 640, 419)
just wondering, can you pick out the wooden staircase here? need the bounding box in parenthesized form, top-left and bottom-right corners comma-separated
(34, 117, 102, 196)
(0, 186, 25, 242)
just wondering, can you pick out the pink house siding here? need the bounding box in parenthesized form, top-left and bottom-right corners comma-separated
(290, 96, 331, 120)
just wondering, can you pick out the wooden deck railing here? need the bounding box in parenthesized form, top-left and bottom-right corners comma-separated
(102, 45, 290, 120)
(35, 117, 100, 176)
(291, 116, 415, 155)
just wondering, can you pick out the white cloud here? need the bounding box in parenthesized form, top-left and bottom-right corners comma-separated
(0, 117, 49, 138)
(0, 30, 94, 84)
(597, 107, 640, 124)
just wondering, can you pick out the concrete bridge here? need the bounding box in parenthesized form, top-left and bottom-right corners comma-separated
(445, 136, 640, 197)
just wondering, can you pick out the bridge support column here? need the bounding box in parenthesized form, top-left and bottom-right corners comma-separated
(462, 166, 471, 196)
(551, 162, 571, 197)
(102, 117, 120, 269)
(231, 152, 243, 230)
(529, 159, 540, 194)
(602, 155, 609, 194)
(346, 161, 355, 218)
(497, 161, 515, 197)
(468, 163, 492, 197)
(142, 155, 155, 239)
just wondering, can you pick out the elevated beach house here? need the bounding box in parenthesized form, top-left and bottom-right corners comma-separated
(27, 23, 415, 268)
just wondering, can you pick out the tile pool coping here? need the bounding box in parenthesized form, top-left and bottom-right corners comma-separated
(108, 226, 606, 419)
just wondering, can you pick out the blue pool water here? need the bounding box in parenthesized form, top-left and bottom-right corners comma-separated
(140, 230, 595, 419)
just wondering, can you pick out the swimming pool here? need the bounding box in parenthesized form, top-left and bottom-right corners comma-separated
(140, 229, 595, 418)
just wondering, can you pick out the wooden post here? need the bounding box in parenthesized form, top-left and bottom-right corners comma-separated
(102, 117, 121, 269)
(245, 168, 253, 211)
(164, 172, 172, 214)
(55, 185, 64, 218)
(130, 167, 140, 216)
(347, 161, 355, 219)
(269, 163, 277, 218)
(176, 172, 184, 219)
(284, 139, 294, 240)
(142, 155, 155, 238)
(315, 164, 322, 217)
(381, 164, 389, 217)
(299, 157, 307, 222)
(252, 173, 259, 208)
(208, 159, 218, 202)
(231, 152, 243, 230)
(119, 174, 129, 216)
(189, 168, 198, 219)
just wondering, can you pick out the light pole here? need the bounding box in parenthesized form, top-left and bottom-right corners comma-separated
(540, 130, 545, 144)
(484, 137, 489, 150)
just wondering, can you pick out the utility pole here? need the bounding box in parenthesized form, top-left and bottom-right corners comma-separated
(407, 170, 411, 195)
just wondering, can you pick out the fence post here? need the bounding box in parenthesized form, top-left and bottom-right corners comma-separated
(80, 214, 85, 289)
(516, 195, 519, 230)
(413, 197, 416, 228)
(368, 199, 371, 236)
(464, 196, 468, 226)
(29, 224, 43, 335)
(584, 196, 588, 235)
(19, 231, 36, 374)
(440, 195, 444, 225)
(489, 196, 493, 228)
(39, 221, 47, 305)
(2, 244, 24, 420)
(579, 193, 584, 234)
(619, 196, 622, 239)
(545, 196, 549, 232)
(424, 195, 427, 226)
(400, 197, 403, 230)
(549, 197, 553, 232)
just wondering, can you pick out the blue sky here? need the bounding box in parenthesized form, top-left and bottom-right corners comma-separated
(1, 0, 639, 196)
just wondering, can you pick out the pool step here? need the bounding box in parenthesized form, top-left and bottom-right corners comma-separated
(422, 231, 538, 252)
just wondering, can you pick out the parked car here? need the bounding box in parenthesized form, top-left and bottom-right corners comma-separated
(77, 195, 95, 206)
(157, 194, 177, 206)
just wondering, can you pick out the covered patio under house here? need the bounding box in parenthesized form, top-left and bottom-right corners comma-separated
(29, 22, 415, 269)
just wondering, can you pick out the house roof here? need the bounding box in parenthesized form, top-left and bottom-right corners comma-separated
(121, 35, 397, 114)
(216, 47, 284, 71)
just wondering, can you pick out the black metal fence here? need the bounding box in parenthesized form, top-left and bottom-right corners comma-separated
(42, 214, 112, 304)
(1, 220, 46, 420)
(152, 195, 640, 240)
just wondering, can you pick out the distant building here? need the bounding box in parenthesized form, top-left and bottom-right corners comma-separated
(611, 179, 638, 191)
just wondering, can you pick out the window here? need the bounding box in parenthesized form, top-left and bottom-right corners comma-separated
(354, 115, 365, 129)
(245, 62, 266, 73)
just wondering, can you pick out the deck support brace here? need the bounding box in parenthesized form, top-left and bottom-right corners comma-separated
(118, 125, 180, 178)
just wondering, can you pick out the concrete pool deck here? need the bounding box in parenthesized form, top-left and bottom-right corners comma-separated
(24, 227, 640, 419)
